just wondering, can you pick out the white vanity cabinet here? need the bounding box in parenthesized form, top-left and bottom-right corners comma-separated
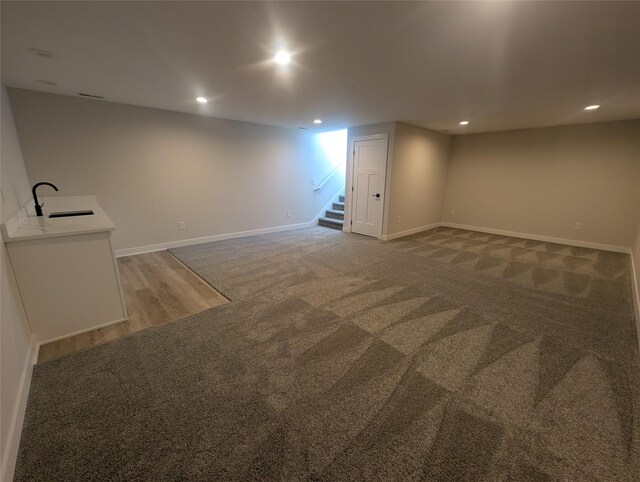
(2, 196, 127, 343)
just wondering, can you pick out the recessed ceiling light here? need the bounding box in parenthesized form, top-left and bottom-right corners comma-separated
(196, 97, 208, 104)
(27, 48, 55, 58)
(274, 51, 292, 65)
(459, 121, 469, 125)
(584, 105, 600, 111)
(313, 119, 322, 124)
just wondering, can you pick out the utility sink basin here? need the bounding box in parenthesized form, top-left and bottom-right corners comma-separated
(48, 210, 95, 218)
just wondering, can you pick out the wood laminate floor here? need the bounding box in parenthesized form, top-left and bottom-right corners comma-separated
(38, 250, 228, 363)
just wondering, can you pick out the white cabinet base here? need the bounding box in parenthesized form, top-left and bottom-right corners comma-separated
(6, 231, 127, 343)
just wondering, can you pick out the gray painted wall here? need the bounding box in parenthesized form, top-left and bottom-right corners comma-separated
(1, 85, 33, 482)
(387, 122, 451, 236)
(8, 88, 343, 252)
(443, 120, 640, 247)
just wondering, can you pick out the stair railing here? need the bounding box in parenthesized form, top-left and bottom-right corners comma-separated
(313, 161, 345, 192)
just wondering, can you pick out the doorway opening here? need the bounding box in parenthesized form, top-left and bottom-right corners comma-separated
(315, 129, 348, 230)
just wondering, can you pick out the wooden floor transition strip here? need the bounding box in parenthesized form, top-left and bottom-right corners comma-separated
(37, 250, 228, 363)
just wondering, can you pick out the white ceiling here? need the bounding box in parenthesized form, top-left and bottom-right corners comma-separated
(2, 1, 640, 134)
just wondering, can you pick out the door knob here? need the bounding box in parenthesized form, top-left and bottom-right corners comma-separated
(372, 193, 380, 198)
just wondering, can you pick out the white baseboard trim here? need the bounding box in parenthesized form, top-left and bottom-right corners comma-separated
(115, 221, 312, 257)
(311, 188, 344, 226)
(630, 250, 640, 350)
(37, 317, 128, 347)
(440, 222, 630, 254)
(1, 334, 36, 482)
(116, 191, 347, 258)
(380, 222, 442, 241)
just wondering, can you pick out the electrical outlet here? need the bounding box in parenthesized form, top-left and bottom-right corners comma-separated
(451, 209, 456, 216)
(287, 210, 292, 218)
(178, 221, 186, 230)
(311, 178, 317, 186)
(397, 215, 400, 224)
(574, 223, 582, 231)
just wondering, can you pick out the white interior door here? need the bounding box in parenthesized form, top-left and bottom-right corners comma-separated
(350, 136, 387, 237)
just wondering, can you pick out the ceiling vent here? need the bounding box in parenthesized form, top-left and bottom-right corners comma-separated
(78, 93, 104, 99)
(27, 48, 55, 58)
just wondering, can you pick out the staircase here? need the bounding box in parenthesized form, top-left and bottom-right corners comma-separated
(319, 195, 345, 230)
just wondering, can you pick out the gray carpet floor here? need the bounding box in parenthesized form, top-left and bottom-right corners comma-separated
(15, 226, 640, 481)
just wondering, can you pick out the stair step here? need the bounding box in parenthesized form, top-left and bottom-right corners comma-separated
(339, 195, 345, 203)
(332, 202, 345, 211)
(325, 209, 344, 220)
(319, 217, 344, 230)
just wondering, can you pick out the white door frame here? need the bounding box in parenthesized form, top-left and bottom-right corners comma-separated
(343, 133, 389, 238)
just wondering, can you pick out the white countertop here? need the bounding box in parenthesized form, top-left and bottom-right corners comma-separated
(1, 195, 116, 243)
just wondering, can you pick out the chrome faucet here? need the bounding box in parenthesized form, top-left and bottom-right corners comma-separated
(32, 182, 59, 216)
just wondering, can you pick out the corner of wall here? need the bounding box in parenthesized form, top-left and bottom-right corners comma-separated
(0, 334, 36, 482)
(631, 251, 640, 343)
(439, 129, 455, 222)
(383, 122, 452, 239)
(631, 217, 640, 350)
(1, 83, 35, 482)
(381, 125, 397, 237)
(440, 131, 457, 223)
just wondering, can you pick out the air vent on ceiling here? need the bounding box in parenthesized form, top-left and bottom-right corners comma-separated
(298, 127, 310, 130)
(78, 93, 104, 99)
(27, 48, 55, 58)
